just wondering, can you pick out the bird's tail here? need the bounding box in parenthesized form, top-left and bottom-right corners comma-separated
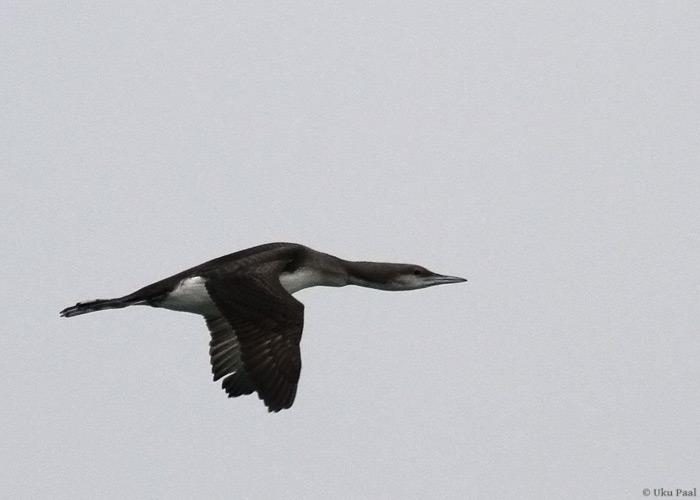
(60, 297, 136, 318)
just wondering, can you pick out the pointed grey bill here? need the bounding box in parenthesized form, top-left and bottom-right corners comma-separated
(429, 274, 468, 285)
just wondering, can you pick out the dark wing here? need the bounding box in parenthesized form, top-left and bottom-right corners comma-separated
(205, 262, 304, 412)
(206, 314, 256, 398)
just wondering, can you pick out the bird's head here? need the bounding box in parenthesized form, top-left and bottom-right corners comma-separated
(347, 262, 467, 291)
(386, 264, 467, 291)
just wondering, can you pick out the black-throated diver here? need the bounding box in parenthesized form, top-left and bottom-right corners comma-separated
(60, 242, 466, 412)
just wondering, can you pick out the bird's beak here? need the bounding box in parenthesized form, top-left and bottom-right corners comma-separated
(430, 274, 467, 285)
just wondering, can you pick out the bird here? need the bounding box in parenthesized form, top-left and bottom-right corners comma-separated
(60, 242, 467, 412)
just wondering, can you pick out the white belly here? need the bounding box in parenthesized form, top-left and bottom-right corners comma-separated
(158, 276, 219, 316)
(158, 269, 344, 316)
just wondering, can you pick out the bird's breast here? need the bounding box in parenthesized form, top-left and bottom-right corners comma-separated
(278, 267, 345, 294)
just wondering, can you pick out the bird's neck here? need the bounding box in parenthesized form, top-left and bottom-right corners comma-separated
(296, 250, 396, 291)
(343, 260, 394, 290)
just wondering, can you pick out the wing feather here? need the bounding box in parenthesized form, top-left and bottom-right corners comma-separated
(205, 261, 305, 412)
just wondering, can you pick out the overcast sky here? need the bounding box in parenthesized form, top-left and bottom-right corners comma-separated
(3, 2, 700, 499)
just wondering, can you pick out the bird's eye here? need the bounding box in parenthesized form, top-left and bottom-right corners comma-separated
(413, 269, 422, 276)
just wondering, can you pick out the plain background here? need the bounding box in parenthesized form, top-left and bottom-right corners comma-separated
(3, 2, 699, 499)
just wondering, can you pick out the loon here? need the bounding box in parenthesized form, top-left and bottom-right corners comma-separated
(60, 242, 467, 412)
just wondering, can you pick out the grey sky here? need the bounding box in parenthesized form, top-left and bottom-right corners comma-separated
(3, 2, 700, 499)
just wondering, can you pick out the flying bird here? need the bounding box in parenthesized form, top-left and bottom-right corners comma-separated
(60, 242, 466, 412)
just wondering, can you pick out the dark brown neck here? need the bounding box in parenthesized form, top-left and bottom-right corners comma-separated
(343, 260, 398, 290)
